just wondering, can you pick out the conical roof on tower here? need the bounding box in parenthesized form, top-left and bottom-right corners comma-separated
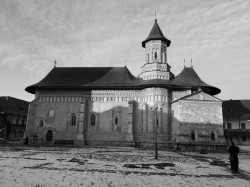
(142, 19, 171, 48)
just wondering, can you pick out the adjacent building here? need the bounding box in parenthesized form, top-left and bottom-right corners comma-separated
(223, 100, 250, 145)
(0, 96, 29, 140)
(24, 19, 226, 149)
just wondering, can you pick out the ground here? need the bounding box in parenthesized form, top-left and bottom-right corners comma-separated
(0, 145, 250, 187)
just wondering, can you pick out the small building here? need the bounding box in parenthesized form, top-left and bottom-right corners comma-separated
(0, 96, 29, 140)
(223, 100, 250, 145)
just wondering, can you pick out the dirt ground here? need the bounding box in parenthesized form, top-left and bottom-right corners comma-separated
(0, 145, 250, 187)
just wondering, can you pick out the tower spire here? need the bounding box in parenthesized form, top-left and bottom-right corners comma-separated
(155, 10, 157, 20)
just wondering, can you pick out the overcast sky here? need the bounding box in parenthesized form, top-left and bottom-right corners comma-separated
(0, 0, 250, 102)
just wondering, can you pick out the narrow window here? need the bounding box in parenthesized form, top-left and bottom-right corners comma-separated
(146, 54, 149, 63)
(211, 131, 215, 141)
(90, 113, 95, 126)
(242, 136, 247, 141)
(39, 119, 44, 127)
(227, 123, 231, 129)
(115, 116, 118, 125)
(154, 52, 157, 59)
(70, 113, 76, 126)
(241, 123, 246, 129)
(16, 119, 19, 124)
(191, 130, 195, 140)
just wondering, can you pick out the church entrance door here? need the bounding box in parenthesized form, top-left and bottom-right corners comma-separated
(46, 130, 53, 141)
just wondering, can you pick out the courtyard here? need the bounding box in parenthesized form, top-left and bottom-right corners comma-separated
(0, 145, 250, 187)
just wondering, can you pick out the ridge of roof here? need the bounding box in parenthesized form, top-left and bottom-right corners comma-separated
(142, 19, 171, 48)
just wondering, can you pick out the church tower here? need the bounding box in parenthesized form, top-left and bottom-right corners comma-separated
(139, 19, 174, 80)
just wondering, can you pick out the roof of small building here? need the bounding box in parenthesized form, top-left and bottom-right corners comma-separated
(223, 100, 250, 119)
(26, 66, 221, 95)
(142, 19, 171, 48)
(0, 96, 29, 115)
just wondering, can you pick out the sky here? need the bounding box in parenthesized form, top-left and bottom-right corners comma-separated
(0, 0, 250, 102)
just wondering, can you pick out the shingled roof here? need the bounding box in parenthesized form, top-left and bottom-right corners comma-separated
(142, 19, 171, 48)
(25, 67, 141, 93)
(223, 100, 250, 119)
(0, 96, 29, 115)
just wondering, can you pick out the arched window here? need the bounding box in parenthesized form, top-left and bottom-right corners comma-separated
(154, 52, 157, 59)
(242, 136, 247, 141)
(211, 131, 215, 141)
(48, 109, 55, 117)
(90, 113, 95, 126)
(191, 130, 195, 140)
(39, 119, 44, 127)
(70, 113, 76, 126)
(46, 130, 53, 142)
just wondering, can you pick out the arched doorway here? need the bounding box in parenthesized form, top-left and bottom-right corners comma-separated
(46, 130, 53, 142)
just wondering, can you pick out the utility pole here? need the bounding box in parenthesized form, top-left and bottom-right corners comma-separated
(155, 106, 158, 159)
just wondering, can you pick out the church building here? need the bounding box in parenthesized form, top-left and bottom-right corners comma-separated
(25, 19, 226, 149)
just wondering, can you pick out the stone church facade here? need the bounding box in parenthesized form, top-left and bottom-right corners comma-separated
(25, 19, 226, 149)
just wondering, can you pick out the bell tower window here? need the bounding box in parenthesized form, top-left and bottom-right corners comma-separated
(154, 52, 157, 60)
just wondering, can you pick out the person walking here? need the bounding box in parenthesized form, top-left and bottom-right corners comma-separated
(228, 141, 239, 172)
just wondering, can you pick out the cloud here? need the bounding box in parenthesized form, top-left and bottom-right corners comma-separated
(0, 0, 250, 101)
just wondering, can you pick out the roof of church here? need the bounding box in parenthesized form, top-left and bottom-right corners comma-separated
(142, 19, 171, 48)
(25, 67, 140, 93)
(169, 67, 221, 95)
(223, 100, 250, 119)
(0, 96, 29, 115)
(26, 66, 221, 95)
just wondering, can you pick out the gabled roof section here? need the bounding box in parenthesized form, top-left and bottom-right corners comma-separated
(0, 96, 29, 115)
(142, 19, 171, 48)
(171, 90, 222, 104)
(170, 67, 221, 95)
(25, 67, 140, 94)
(223, 100, 250, 119)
